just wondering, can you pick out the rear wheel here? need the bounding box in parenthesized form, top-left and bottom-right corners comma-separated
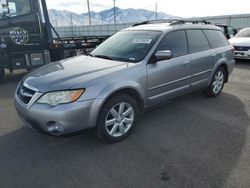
(96, 94, 139, 143)
(203, 67, 226, 97)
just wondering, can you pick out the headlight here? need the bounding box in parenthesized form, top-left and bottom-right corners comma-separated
(37, 89, 85, 106)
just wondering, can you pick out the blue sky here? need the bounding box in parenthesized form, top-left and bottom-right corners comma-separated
(46, 0, 250, 18)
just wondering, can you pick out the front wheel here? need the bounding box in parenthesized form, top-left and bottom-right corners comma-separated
(203, 67, 226, 97)
(96, 94, 139, 143)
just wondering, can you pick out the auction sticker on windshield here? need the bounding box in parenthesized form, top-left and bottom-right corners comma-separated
(132, 39, 152, 44)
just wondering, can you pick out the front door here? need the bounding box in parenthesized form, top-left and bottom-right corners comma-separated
(146, 30, 192, 106)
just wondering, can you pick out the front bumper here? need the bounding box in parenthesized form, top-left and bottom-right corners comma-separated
(15, 97, 102, 135)
(234, 50, 250, 59)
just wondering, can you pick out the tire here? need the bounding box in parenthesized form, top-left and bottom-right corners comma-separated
(96, 93, 139, 143)
(203, 67, 226, 97)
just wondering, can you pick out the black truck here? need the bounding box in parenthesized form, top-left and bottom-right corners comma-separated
(0, 0, 109, 79)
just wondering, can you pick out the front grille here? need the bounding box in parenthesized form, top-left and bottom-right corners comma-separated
(234, 46, 250, 51)
(17, 83, 36, 105)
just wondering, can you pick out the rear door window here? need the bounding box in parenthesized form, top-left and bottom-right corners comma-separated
(157, 30, 188, 58)
(186, 30, 210, 54)
(203, 30, 229, 48)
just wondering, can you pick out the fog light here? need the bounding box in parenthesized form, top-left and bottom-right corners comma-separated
(47, 122, 64, 135)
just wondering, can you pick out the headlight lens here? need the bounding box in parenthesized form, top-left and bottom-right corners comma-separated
(37, 89, 85, 106)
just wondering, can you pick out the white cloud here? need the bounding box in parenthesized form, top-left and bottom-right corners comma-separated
(46, 0, 250, 18)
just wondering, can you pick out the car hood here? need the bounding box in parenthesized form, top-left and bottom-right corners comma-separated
(23, 55, 130, 92)
(229, 37, 250, 46)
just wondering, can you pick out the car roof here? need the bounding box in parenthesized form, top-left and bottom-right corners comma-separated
(239, 27, 250, 31)
(124, 22, 221, 32)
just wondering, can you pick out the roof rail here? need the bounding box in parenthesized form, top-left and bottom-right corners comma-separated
(179, 19, 212, 25)
(132, 19, 183, 26)
(132, 19, 212, 27)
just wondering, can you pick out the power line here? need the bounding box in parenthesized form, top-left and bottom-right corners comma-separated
(155, 3, 158, 20)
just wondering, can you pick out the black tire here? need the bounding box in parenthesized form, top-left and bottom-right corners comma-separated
(96, 93, 139, 143)
(203, 67, 226, 97)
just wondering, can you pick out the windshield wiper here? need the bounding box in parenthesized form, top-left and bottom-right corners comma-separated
(90, 54, 116, 60)
(88, 54, 136, 63)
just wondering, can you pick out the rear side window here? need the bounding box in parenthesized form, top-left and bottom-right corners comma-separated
(157, 30, 188, 58)
(186, 30, 210, 53)
(203, 30, 229, 48)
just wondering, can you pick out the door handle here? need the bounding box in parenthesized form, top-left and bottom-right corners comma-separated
(211, 54, 217, 58)
(182, 61, 190, 66)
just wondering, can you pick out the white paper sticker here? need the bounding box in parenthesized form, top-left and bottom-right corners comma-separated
(132, 39, 152, 44)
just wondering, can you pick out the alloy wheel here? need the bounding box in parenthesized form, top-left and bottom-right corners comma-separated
(212, 71, 224, 94)
(105, 102, 135, 137)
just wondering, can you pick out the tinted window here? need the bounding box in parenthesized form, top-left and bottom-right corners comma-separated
(157, 30, 188, 57)
(203, 30, 229, 48)
(186, 30, 210, 53)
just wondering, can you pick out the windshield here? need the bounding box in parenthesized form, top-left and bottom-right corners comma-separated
(91, 30, 161, 63)
(235, 28, 250, 38)
(0, 0, 31, 19)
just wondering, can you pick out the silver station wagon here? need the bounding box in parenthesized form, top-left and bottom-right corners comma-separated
(15, 20, 235, 143)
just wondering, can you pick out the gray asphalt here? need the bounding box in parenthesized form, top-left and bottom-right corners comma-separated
(0, 61, 250, 188)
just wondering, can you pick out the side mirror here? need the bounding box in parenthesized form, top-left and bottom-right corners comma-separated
(155, 50, 173, 61)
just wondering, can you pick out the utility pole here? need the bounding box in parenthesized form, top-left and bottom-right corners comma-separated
(70, 13, 73, 35)
(155, 3, 158, 20)
(113, 0, 117, 31)
(87, 0, 91, 26)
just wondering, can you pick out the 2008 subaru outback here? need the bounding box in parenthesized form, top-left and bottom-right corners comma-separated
(15, 20, 235, 143)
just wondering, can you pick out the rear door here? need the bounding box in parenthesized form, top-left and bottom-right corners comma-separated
(146, 30, 192, 106)
(186, 29, 216, 89)
(203, 29, 233, 71)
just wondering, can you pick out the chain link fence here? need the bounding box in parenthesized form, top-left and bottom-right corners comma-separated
(53, 14, 250, 38)
(54, 23, 133, 37)
(202, 14, 250, 30)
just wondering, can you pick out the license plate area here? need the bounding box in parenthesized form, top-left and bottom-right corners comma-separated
(235, 52, 244, 55)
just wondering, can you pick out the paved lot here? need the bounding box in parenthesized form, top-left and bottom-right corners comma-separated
(0, 61, 250, 188)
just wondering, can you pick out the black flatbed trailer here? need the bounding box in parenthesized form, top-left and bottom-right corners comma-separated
(0, 0, 110, 79)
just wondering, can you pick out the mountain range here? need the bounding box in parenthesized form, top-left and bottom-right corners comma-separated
(48, 7, 178, 27)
